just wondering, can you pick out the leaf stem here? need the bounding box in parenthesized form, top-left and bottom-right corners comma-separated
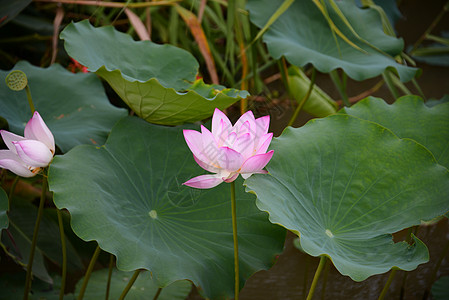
(278, 58, 291, 101)
(23, 176, 48, 300)
(382, 71, 400, 100)
(302, 255, 309, 300)
(306, 255, 327, 300)
(57, 209, 67, 300)
(329, 70, 350, 107)
(378, 269, 397, 300)
(25, 86, 35, 114)
(230, 181, 239, 300)
(8, 176, 19, 199)
(105, 254, 114, 300)
(118, 270, 141, 300)
(8, 176, 19, 210)
(409, 1, 449, 54)
(287, 68, 316, 127)
(153, 287, 163, 300)
(77, 244, 101, 300)
(320, 258, 331, 300)
(411, 78, 426, 101)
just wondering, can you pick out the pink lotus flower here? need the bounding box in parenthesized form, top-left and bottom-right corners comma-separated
(0, 111, 55, 177)
(183, 108, 274, 189)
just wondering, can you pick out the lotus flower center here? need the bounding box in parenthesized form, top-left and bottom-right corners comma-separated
(325, 229, 334, 238)
(148, 210, 158, 219)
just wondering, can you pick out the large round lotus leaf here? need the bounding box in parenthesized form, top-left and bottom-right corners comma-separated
(60, 20, 248, 125)
(75, 268, 191, 300)
(0, 61, 127, 153)
(245, 114, 449, 281)
(341, 95, 449, 170)
(246, 0, 418, 81)
(0, 187, 7, 230)
(48, 116, 285, 299)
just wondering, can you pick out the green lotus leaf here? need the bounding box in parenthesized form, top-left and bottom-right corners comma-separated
(1, 198, 84, 283)
(0, 0, 31, 27)
(60, 20, 248, 125)
(245, 114, 449, 281)
(0, 197, 83, 282)
(0, 273, 75, 300)
(247, 0, 418, 81)
(426, 95, 449, 107)
(432, 276, 449, 300)
(411, 33, 449, 67)
(75, 268, 191, 300)
(341, 95, 449, 170)
(0, 187, 7, 231)
(48, 116, 285, 299)
(0, 61, 127, 153)
(371, 0, 402, 28)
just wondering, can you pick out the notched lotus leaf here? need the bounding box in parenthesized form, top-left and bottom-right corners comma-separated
(0, 61, 127, 153)
(341, 95, 449, 170)
(48, 116, 285, 299)
(245, 114, 449, 281)
(74, 268, 191, 300)
(247, 0, 419, 81)
(60, 20, 248, 125)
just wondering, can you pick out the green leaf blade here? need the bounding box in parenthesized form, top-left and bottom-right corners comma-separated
(0, 61, 127, 153)
(48, 116, 285, 299)
(60, 21, 248, 125)
(247, 0, 418, 81)
(341, 95, 449, 170)
(75, 269, 191, 300)
(245, 114, 449, 281)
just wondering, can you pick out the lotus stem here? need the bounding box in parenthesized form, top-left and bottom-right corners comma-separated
(23, 176, 47, 300)
(118, 270, 141, 300)
(287, 67, 316, 127)
(25, 85, 35, 114)
(278, 58, 291, 105)
(57, 209, 67, 300)
(320, 257, 331, 300)
(382, 71, 400, 100)
(378, 269, 397, 300)
(77, 244, 101, 300)
(8, 176, 19, 199)
(153, 287, 163, 300)
(306, 255, 327, 300)
(230, 181, 240, 300)
(409, 1, 449, 54)
(411, 78, 426, 101)
(8, 176, 19, 209)
(105, 254, 114, 300)
(303, 255, 309, 300)
(329, 70, 350, 107)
